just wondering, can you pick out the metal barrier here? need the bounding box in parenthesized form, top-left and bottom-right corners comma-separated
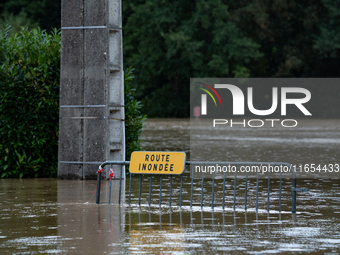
(96, 161, 307, 213)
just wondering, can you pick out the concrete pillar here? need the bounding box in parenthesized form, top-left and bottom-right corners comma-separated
(58, 0, 125, 179)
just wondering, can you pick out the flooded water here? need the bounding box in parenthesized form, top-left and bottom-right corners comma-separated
(1, 119, 340, 254)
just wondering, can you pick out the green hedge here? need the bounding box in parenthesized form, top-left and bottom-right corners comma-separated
(0, 26, 146, 178)
(124, 67, 147, 162)
(0, 26, 60, 178)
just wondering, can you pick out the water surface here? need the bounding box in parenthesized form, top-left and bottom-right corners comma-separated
(1, 119, 340, 254)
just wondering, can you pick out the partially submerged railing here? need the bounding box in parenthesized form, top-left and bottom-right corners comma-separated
(96, 159, 307, 213)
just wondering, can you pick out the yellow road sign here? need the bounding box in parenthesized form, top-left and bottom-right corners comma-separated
(129, 151, 186, 175)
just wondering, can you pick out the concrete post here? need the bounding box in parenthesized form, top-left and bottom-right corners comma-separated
(58, 0, 125, 179)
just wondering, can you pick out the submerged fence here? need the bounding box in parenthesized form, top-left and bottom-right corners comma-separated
(96, 161, 307, 213)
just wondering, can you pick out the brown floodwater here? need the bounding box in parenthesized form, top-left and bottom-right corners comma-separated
(1, 119, 340, 254)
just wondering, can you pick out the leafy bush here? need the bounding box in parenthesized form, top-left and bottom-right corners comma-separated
(124, 67, 147, 162)
(0, 26, 60, 178)
(0, 27, 146, 178)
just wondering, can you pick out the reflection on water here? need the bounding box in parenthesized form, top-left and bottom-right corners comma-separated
(0, 179, 59, 254)
(1, 119, 340, 254)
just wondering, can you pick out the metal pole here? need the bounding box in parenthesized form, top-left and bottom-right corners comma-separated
(170, 209, 172, 225)
(96, 170, 101, 204)
(180, 209, 182, 225)
(109, 179, 112, 204)
(211, 172, 215, 209)
(159, 175, 163, 207)
(256, 170, 259, 211)
(119, 165, 122, 205)
(267, 170, 270, 212)
(190, 166, 194, 208)
(108, 164, 112, 204)
(201, 172, 204, 208)
(149, 175, 152, 206)
(292, 170, 297, 213)
(138, 174, 142, 206)
(222, 172, 226, 210)
(233, 171, 237, 210)
(279, 170, 282, 212)
(128, 172, 132, 205)
(169, 175, 173, 207)
(180, 174, 183, 207)
(245, 172, 248, 211)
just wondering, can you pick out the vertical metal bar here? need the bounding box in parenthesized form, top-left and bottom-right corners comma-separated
(292, 170, 297, 213)
(128, 172, 132, 205)
(108, 178, 112, 204)
(118, 206, 121, 232)
(119, 165, 123, 205)
(222, 172, 226, 210)
(201, 172, 204, 208)
(190, 166, 194, 208)
(159, 175, 163, 207)
(233, 170, 237, 210)
(245, 172, 248, 211)
(109, 164, 113, 204)
(267, 170, 270, 212)
(233, 211, 236, 226)
(138, 174, 142, 206)
(279, 170, 282, 212)
(139, 209, 141, 227)
(169, 175, 173, 207)
(129, 208, 131, 231)
(180, 174, 183, 207)
(96, 170, 101, 204)
(211, 211, 214, 227)
(170, 209, 172, 225)
(256, 170, 259, 211)
(211, 172, 215, 209)
(108, 179, 112, 204)
(255, 210, 259, 237)
(180, 210, 182, 225)
(149, 175, 152, 206)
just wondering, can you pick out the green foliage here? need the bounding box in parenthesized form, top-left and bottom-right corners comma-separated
(2, 0, 340, 116)
(0, 27, 146, 178)
(313, 0, 340, 58)
(0, 0, 60, 32)
(3, 0, 340, 121)
(0, 11, 39, 36)
(123, 0, 263, 117)
(0, 26, 60, 178)
(124, 67, 147, 162)
(123, 0, 340, 117)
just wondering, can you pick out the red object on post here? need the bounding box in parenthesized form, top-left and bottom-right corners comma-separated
(109, 168, 114, 180)
(97, 166, 103, 174)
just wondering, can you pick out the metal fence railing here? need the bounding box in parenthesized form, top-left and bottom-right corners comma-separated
(96, 161, 307, 213)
